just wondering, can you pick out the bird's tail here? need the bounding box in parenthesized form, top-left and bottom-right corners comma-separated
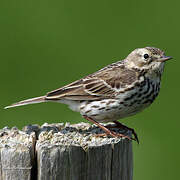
(4, 96, 46, 109)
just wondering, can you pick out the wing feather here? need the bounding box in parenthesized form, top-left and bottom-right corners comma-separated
(46, 78, 115, 101)
(46, 63, 139, 101)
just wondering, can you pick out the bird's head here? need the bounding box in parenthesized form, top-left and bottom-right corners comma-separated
(125, 47, 172, 75)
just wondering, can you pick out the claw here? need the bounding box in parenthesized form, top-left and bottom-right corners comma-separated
(113, 121, 139, 144)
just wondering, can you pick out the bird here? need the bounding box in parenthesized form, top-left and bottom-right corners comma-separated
(5, 47, 172, 143)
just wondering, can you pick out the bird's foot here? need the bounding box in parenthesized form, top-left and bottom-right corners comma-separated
(113, 121, 139, 144)
(95, 132, 132, 141)
(83, 115, 133, 142)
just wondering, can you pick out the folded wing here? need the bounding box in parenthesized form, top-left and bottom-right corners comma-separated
(46, 64, 138, 101)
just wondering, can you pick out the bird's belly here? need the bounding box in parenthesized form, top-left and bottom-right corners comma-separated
(79, 80, 160, 122)
(79, 99, 146, 123)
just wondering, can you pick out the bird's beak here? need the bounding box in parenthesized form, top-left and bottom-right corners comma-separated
(157, 56, 172, 62)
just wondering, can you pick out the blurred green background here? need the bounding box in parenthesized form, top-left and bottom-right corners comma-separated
(0, 0, 179, 179)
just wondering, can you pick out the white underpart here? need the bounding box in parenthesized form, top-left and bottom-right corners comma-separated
(59, 99, 81, 112)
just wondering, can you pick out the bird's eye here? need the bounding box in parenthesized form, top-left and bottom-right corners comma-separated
(143, 54, 149, 59)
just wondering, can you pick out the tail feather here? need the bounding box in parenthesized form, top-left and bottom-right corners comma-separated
(4, 96, 46, 109)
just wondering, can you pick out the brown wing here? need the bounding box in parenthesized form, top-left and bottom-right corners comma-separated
(46, 64, 139, 101)
(94, 65, 138, 89)
(45, 78, 115, 100)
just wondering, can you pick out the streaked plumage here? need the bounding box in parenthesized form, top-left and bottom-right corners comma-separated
(5, 47, 172, 142)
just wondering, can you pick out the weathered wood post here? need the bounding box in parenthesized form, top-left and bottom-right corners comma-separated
(0, 127, 36, 180)
(0, 122, 133, 180)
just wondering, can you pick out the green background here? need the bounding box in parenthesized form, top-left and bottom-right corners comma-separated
(0, 0, 179, 179)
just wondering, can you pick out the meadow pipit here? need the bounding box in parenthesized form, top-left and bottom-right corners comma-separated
(5, 47, 172, 143)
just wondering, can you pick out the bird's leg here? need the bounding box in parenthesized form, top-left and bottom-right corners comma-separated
(113, 121, 139, 144)
(83, 115, 131, 141)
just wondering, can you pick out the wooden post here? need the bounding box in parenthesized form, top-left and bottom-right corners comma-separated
(0, 127, 36, 180)
(0, 122, 133, 180)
